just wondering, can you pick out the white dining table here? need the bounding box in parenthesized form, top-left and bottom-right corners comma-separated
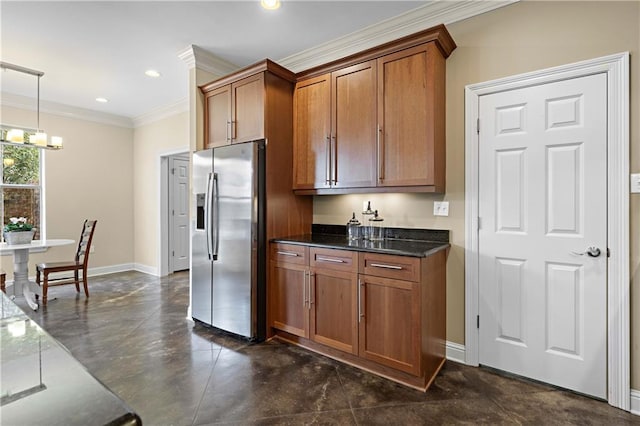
(0, 239, 75, 310)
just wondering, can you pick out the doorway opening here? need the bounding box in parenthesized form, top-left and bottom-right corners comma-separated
(160, 151, 190, 276)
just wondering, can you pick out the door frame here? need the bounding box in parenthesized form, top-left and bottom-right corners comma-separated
(168, 154, 190, 273)
(159, 148, 190, 277)
(464, 53, 630, 409)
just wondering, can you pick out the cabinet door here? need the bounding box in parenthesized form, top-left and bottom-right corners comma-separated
(359, 274, 420, 375)
(205, 85, 232, 148)
(232, 73, 265, 144)
(310, 267, 358, 354)
(269, 261, 308, 338)
(332, 61, 377, 189)
(293, 74, 331, 190)
(377, 43, 445, 188)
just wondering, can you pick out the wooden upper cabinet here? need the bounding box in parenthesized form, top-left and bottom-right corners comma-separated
(205, 85, 232, 148)
(232, 73, 265, 144)
(201, 60, 296, 150)
(292, 24, 455, 194)
(377, 43, 445, 190)
(332, 61, 377, 189)
(293, 62, 377, 190)
(293, 74, 331, 190)
(204, 73, 265, 149)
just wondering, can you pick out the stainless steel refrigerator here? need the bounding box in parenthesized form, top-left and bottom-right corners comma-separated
(191, 139, 266, 341)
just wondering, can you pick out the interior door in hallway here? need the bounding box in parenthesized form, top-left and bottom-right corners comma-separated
(478, 73, 607, 398)
(170, 156, 190, 272)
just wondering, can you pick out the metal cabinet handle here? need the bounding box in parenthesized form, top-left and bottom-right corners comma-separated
(277, 251, 299, 257)
(212, 173, 220, 261)
(226, 121, 231, 141)
(377, 125, 384, 182)
(358, 278, 364, 323)
(303, 270, 309, 308)
(369, 263, 402, 270)
(570, 246, 601, 258)
(331, 134, 337, 185)
(205, 173, 213, 260)
(309, 272, 314, 306)
(316, 257, 345, 263)
(325, 135, 331, 185)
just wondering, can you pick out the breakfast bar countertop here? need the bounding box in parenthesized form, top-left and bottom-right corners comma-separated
(0, 292, 141, 426)
(271, 225, 450, 258)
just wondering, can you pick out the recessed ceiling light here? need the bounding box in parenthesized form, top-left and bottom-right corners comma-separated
(96, 97, 108, 103)
(145, 69, 161, 78)
(261, 0, 280, 10)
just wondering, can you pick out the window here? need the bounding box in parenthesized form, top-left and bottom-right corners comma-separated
(1, 144, 43, 240)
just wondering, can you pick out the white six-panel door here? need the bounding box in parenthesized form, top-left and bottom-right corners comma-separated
(478, 73, 607, 398)
(170, 157, 190, 272)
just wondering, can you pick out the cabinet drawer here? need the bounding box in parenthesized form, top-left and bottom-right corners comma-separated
(270, 243, 308, 265)
(310, 248, 357, 273)
(360, 253, 420, 282)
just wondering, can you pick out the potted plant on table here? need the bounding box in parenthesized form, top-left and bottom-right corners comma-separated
(3, 217, 36, 245)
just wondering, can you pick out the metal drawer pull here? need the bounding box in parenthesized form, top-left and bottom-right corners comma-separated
(370, 263, 403, 270)
(277, 251, 299, 257)
(316, 257, 345, 263)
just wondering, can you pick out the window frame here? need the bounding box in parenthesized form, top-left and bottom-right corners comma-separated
(1, 143, 46, 241)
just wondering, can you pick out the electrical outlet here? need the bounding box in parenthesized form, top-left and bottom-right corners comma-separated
(433, 201, 449, 216)
(90, 246, 95, 253)
(631, 173, 640, 194)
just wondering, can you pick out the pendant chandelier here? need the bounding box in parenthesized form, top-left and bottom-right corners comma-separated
(0, 61, 63, 150)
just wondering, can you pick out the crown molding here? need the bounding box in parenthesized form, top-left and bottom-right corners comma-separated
(132, 97, 189, 128)
(0, 92, 134, 128)
(278, 0, 519, 73)
(178, 44, 239, 76)
(2, 3, 518, 129)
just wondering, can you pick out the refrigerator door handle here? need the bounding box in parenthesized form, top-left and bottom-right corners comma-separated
(212, 172, 220, 261)
(205, 172, 214, 260)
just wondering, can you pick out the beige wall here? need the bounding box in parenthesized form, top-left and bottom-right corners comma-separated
(314, 1, 640, 387)
(0, 106, 134, 275)
(132, 112, 189, 272)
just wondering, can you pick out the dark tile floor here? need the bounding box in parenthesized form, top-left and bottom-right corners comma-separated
(13, 271, 639, 425)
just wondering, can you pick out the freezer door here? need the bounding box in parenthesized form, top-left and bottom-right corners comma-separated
(211, 142, 259, 338)
(191, 149, 213, 325)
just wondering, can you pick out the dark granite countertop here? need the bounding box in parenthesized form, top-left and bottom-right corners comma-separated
(0, 292, 141, 426)
(272, 225, 450, 258)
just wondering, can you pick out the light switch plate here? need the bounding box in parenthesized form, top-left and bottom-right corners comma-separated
(433, 201, 449, 216)
(631, 173, 640, 194)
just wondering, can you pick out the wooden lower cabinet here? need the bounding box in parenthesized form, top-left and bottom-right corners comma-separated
(270, 260, 308, 338)
(269, 244, 358, 354)
(310, 267, 358, 355)
(358, 274, 420, 375)
(269, 242, 447, 391)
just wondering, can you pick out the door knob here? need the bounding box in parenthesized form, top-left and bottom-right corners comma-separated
(570, 246, 601, 257)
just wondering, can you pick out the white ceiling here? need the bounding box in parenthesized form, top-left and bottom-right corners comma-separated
(0, 1, 514, 126)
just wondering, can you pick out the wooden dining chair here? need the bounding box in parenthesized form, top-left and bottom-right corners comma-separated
(0, 269, 6, 294)
(35, 220, 97, 305)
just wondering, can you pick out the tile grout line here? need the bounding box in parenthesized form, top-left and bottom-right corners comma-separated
(335, 365, 360, 426)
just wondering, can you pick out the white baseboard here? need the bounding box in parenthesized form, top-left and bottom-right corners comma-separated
(446, 341, 466, 364)
(4, 263, 137, 289)
(631, 389, 640, 415)
(133, 263, 159, 276)
(88, 263, 135, 277)
(442, 342, 640, 416)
